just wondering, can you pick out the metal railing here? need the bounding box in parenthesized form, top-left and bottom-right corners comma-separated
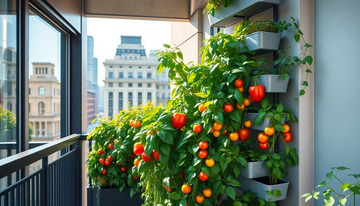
(0, 134, 82, 206)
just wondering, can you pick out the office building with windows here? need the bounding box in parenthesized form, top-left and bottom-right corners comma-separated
(103, 36, 170, 117)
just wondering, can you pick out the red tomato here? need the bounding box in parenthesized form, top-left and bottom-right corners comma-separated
(198, 142, 208, 150)
(234, 79, 244, 88)
(193, 124, 203, 133)
(152, 150, 160, 161)
(259, 142, 269, 150)
(130, 153, 135, 158)
(98, 149, 104, 155)
(199, 172, 209, 181)
(223, 128, 228, 135)
(258, 133, 269, 143)
(238, 129, 250, 141)
(104, 160, 111, 166)
(198, 150, 208, 159)
(133, 143, 144, 155)
(133, 120, 142, 128)
(99, 158, 105, 164)
(141, 152, 152, 162)
(107, 155, 113, 162)
(164, 185, 173, 192)
(101, 168, 107, 175)
(121, 166, 127, 172)
(249, 85, 265, 102)
(283, 132, 292, 142)
(108, 144, 114, 150)
(223, 104, 234, 113)
(101, 179, 107, 185)
(134, 176, 139, 180)
(171, 113, 187, 129)
(179, 172, 185, 179)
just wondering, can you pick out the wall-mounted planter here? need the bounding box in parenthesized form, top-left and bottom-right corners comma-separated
(240, 161, 268, 179)
(87, 187, 143, 206)
(239, 32, 281, 55)
(245, 113, 286, 131)
(250, 75, 290, 93)
(208, 0, 280, 28)
(237, 176, 289, 202)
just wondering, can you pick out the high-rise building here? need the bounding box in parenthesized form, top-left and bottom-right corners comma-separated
(87, 36, 99, 124)
(103, 36, 171, 117)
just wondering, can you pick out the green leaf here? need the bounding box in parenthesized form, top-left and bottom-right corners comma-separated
(187, 72, 196, 83)
(266, 161, 272, 169)
(177, 51, 183, 60)
(273, 190, 282, 197)
(233, 201, 242, 206)
(210, 63, 220, 73)
(187, 172, 196, 182)
(300, 90, 305, 95)
(304, 55, 313, 65)
(201, 167, 211, 176)
(272, 153, 281, 160)
(179, 199, 187, 206)
(138, 161, 149, 173)
(290, 151, 299, 165)
(229, 110, 241, 122)
(195, 91, 210, 98)
(220, 155, 228, 171)
(254, 110, 266, 125)
(274, 124, 285, 132)
(226, 187, 236, 200)
(294, 34, 300, 42)
(214, 111, 224, 124)
(234, 89, 244, 105)
(339, 198, 347, 206)
(349, 186, 360, 195)
(228, 179, 241, 187)
(276, 103, 284, 113)
(340, 183, 350, 191)
(160, 151, 170, 165)
(157, 130, 174, 145)
(168, 192, 182, 200)
(261, 97, 270, 109)
(285, 146, 291, 155)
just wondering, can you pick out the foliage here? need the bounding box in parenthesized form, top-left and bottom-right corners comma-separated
(302, 167, 360, 206)
(204, 0, 233, 17)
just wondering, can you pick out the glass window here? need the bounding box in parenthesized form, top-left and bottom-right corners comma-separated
(39, 87, 45, 95)
(109, 65, 113, 68)
(148, 66, 151, 69)
(138, 92, 142, 106)
(129, 83, 133, 87)
(129, 57, 133, 60)
(138, 83, 142, 87)
(168, 85, 170, 89)
(138, 66, 141, 68)
(118, 83, 123, 87)
(119, 92, 123, 110)
(134, 57, 137, 60)
(156, 93, 159, 99)
(168, 93, 170, 99)
(147, 83, 151, 88)
(29, 89, 31, 94)
(129, 66, 132, 68)
(162, 93, 165, 99)
(162, 76, 166, 82)
(119, 66, 122, 68)
(156, 75, 159, 81)
(138, 73, 143, 79)
(162, 85, 165, 89)
(109, 72, 114, 78)
(147, 92, 152, 101)
(128, 92, 133, 107)
(156, 85, 159, 89)
(124, 56, 127, 60)
(108, 92, 113, 117)
(128, 72, 133, 78)
(109, 82, 113, 87)
(38, 102, 45, 114)
(119, 72, 124, 78)
(147, 73, 152, 79)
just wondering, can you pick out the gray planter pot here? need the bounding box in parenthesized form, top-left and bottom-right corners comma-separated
(250, 75, 290, 93)
(237, 176, 289, 201)
(208, 0, 280, 28)
(245, 113, 286, 131)
(240, 32, 281, 55)
(240, 161, 268, 179)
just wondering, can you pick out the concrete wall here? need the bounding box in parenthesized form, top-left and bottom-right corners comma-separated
(314, 1, 360, 205)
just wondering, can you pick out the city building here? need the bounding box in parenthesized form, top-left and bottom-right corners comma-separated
(28, 62, 61, 142)
(87, 36, 98, 124)
(103, 36, 170, 117)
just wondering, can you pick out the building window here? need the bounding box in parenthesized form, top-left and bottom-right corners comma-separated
(138, 92, 142, 106)
(118, 83, 123, 87)
(29, 103, 31, 113)
(168, 85, 170, 89)
(162, 75, 166, 82)
(138, 66, 141, 68)
(36, 67, 38, 74)
(147, 83, 151, 88)
(147, 92, 152, 101)
(148, 66, 151, 69)
(45, 68, 48, 74)
(138, 83, 142, 87)
(156, 85, 159, 89)
(109, 72, 114, 78)
(110, 65, 113, 68)
(119, 72, 124, 78)
(119, 92, 123, 110)
(134, 57, 137, 60)
(161, 85, 165, 89)
(38, 102, 45, 114)
(29, 88, 31, 94)
(138, 73, 143, 79)
(39, 87, 45, 95)
(7, 103, 12, 112)
(156, 75, 159, 81)
(109, 92, 113, 117)
(162, 93, 165, 99)
(129, 57, 133, 60)
(168, 93, 170, 99)
(119, 66, 122, 68)
(109, 82, 113, 87)
(147, 73, 152, 79)
(7, 81, 12, 95)
(129, 83, 133, 87)
(156, 93, 159, 99)
(124, 57, 127, 59)
(129, 66, 133, 68)
(129, 92, 133, 107)
(128, 72, 133, 78)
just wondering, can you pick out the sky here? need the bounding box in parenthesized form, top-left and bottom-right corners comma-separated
(87, 18, 171, 86)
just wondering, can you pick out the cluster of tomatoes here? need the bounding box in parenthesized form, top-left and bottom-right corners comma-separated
(130, 120, 142, 128)
(257, 124, 292, 150)
(133, 142, 160, 164)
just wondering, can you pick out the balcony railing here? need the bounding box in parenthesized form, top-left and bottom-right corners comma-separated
(0, 134, 82, 206)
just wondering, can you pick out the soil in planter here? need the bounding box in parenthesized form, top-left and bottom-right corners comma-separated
(253, 177, 287, 185)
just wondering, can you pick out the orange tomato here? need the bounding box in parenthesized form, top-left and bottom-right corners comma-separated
(229, 132, 239, 141)
(238, 86, 244, 93)
(181, 184, 191, 194)
(210, 127, 214, 133)
(134, 159, 140, 167)
(258, 133, 269, 143)
(236, 103, 245, 110)
(203, 188, 212, 197)
(205, 158, 215, 167)
(193, 125, 203, 133)
(213, 130, 220, 138)
(282, 124, 290, 133)
(196, 195, 205, 203)
(213, 122, 223, 130)
(198, 104, 207, 113)
(264, 127, 275, 136)
(243, 99, 251, 106)
(244, 120, 252, 128)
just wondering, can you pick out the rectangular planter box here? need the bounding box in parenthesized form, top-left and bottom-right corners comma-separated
(87, 187, 143, 206)
(245, 113, 286, 131)
(240, 161, 268, 179)
(208, 0, 280, 28)
(237, 176, 289, 201)
(250, 75, 290, 93)
(240, 32, 281, 55)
